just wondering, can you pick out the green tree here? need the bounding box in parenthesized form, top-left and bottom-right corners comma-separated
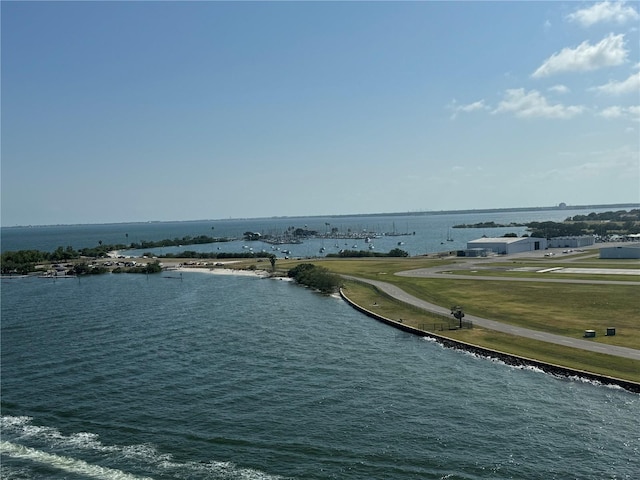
(287, 263, 341, 294)
(451, 306, 465, 328)
(388, 248, 409, 257)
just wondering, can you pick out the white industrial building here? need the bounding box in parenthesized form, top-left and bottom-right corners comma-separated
(599, 243, 640, 259)
(466, 236, 547, 255)
(548, 236, 595, 248)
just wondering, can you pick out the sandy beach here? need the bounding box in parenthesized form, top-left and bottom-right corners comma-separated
(174, 266, 274, 278)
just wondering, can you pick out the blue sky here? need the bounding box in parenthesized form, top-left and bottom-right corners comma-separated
(2, 1, 639, 226)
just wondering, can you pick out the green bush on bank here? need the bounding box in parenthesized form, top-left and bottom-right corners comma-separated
(112, 261, 163, 274)
(287, 263, 342, 294)
(326, 248, 409, 258)
(71, 263, 109, 275)
(159, 251, 275, 260)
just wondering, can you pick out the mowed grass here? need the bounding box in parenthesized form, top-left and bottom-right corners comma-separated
(389, 278, 639, 348)
(342, 280, 640, 383)
(291, 257, 639, 349)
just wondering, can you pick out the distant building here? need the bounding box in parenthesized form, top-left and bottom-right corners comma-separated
(599, 243, 640, 259)
(548, 236, 595, 248)
(466, 237, 547, 255)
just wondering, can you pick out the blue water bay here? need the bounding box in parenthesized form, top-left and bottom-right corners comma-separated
(2, 269, 639, 479)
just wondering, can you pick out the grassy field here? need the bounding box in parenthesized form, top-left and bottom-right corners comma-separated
(234, 254, 639, 382)
(341, 280, 640, 383)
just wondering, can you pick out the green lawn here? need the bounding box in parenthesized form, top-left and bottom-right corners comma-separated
(341, 280, 640, 383)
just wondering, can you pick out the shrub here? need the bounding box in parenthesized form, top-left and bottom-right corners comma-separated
(288, 263, 341, 294)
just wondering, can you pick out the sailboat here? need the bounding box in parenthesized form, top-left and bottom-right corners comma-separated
(446, 228, 454, 242)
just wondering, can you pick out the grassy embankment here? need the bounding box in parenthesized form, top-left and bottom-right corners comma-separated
(241, 255, 640, 383)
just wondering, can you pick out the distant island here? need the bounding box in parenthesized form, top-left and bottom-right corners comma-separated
(453, 221, 526, 229)
(454, 209, 640, 238)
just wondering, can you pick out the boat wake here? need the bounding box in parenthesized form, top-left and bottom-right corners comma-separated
(1, 415, 289, 480)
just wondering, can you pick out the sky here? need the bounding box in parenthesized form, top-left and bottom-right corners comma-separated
(1, 1, 639, 226)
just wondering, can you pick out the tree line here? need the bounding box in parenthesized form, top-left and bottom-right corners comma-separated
(326, 248, 409, 258)
(452, 210, 639, 238)
(287, 263, 342, 294)
(566, 209, 639, 222)
(528, 219, 640, 238)
(131, 235, 232, 249)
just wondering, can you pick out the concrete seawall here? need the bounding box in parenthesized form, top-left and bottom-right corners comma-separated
(339, 288, 640, 394)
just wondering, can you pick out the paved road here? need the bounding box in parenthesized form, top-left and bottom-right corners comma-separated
(342, 274, 640, 361)
(396, 267, 640, 285)
(394, 249, 640, 286)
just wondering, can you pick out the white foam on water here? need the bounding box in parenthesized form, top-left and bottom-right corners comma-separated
(160, 459, 289, 479)
(1, 416, 289, 480)
(0, 441, 154, 480)
(565, 374, 628, 392)
(420, 336, 438, 343)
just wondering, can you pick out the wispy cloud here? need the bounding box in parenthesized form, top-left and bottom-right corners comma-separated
(492, 89, 585, 119)
(591, 71, 640, 95)
(532, 33, 628, 78)
(548, 84, 570, 94)
(448, 99, 489, 120)
(567, 1, 639, 27)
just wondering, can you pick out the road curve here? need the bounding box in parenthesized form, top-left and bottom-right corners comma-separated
(342, 275, 640, 361)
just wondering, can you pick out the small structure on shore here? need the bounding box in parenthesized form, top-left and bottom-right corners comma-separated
(466, 236, 547, 255)
(548, 235, 595, 248)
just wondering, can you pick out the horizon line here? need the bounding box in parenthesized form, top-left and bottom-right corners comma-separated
(2, 202, 639, 229)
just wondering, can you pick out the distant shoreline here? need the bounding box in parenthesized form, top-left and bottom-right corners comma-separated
(2, 203, 638, 229)
(320, 203, 640, 219)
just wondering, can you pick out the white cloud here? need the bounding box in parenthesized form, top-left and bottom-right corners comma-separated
(567, 1, 639, 27)
(532, 33, 628, 78)
(599, 105, 625, 118)
(548, 84, 570, 94)
(448, 99, 489, 120)
(591, 71, 640, 94)
(598, 105, 640, 120)
(492, 88, 585, 119)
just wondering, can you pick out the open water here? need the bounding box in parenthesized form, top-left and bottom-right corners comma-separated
(2, 209, 639, 479)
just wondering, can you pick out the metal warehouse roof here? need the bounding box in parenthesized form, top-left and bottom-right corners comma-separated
(467, 237, 531, 244)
